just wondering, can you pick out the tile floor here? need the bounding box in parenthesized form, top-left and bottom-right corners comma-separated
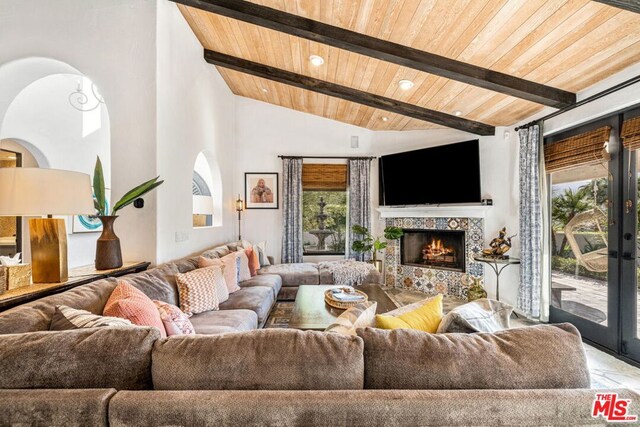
(385, 286, 640, 392)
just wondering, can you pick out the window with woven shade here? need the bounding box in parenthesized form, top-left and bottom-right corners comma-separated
(621, 116, 640, 151)
(301, 164, 348, 191)
(544, 126, 611, 173)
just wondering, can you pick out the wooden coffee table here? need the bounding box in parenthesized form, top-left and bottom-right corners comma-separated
(288, 284, 397, 331)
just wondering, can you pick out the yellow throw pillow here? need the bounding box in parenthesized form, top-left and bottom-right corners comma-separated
(375, 294, 443, 333)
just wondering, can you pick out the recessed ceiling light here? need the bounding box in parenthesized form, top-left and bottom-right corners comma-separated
(398, 79, 414, 90)
(381, 116, 389, 122)
(454, 111, 462, 117)
(309, 55, 325, 66)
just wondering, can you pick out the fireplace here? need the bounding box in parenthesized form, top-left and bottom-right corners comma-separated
(400, 229, 466, 273)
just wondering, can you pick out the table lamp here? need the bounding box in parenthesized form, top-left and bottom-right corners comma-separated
(0, 168, 94, 283)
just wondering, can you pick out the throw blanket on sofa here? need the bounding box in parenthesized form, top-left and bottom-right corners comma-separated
(318, 260, 376, 287)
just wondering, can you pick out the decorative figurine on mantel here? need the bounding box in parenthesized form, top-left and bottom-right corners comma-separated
(482, 227, 517, 259)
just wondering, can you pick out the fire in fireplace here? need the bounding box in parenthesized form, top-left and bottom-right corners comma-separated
(401, 229, 466, 272)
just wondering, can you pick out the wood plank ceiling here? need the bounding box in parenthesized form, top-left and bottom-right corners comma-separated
(178, 0, 640, 132)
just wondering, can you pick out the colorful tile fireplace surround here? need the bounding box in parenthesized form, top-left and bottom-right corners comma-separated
(384, 216, 485, 300)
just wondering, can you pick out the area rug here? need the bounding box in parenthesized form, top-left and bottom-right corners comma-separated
(264, 302, 295, 329)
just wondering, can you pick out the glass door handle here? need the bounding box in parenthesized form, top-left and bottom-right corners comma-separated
(622, 252, 635, 261)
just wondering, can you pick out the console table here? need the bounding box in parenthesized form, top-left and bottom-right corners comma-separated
(0, 261, 150, 312)
(472, 256, 520, 301)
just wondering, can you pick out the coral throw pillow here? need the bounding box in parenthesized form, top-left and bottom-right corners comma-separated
(245, 246, 260, 277)
(175, 267, 220, 316)
(376, 294, 443, 333)
(103, 281, 167, 338)
(199, 255, 240, 294)
(237, 251, 252, 282)
(154, 301, 195, 336)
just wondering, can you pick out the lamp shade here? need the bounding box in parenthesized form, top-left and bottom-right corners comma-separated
(192, 195, 214, 215)
(0, 168, 95, 216)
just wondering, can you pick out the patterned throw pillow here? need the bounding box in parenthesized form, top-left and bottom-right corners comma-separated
(199, 255, 240, 294)
(245, 246, 260, 277)
(175, 267, 220, 316)
(436, 298, 513, 333)
(325, 301, 378, 336)
(237, 251, 252, 282)
(50, 305, 133, 331)
(154, 301, 195, 336)
(103, 281, 167, 338)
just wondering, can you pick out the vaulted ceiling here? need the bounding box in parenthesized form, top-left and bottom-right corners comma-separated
(177, 0, 640, 133)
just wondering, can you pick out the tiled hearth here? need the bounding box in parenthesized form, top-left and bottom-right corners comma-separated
(384, 216, 485, 300)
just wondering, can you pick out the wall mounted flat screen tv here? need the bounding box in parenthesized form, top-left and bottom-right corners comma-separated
(379, 140, 481, 206)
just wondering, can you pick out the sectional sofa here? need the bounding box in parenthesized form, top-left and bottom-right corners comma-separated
(0, 242, 637, 426)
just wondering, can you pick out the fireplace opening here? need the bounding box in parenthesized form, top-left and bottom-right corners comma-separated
(401, 229, 466, 272)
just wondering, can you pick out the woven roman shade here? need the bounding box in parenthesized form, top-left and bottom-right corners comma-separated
(544, 126, 611, 173)
(621, 116, 640, 151)
(302, 164, 348, 190)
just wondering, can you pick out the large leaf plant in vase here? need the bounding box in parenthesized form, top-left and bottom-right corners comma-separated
(93, 156, 164, 270)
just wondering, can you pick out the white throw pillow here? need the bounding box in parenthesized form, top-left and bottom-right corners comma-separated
(254, 240, 270, 266)
(238, 251, 252, 282)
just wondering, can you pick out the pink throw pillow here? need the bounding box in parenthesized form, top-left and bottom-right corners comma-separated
(199, 254, 240, 293)
(245, 246, 260, 277)
(154, 301, 195, 336)
(103, 281, 167, 338)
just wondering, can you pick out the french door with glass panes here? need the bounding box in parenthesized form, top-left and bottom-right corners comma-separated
(548, 108, 640, 365)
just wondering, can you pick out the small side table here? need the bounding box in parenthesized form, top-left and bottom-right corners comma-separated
(473, 256, 520, 301)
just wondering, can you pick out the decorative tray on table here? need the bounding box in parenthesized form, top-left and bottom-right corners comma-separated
(324, 286, 368, 309)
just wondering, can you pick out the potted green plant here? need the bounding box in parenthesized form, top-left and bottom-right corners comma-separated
(351, 225, 403, 272)
(93, 156, 164, 270)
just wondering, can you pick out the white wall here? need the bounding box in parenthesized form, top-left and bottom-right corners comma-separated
(0, 0, 158, 265)
(155, 0, 237, 263)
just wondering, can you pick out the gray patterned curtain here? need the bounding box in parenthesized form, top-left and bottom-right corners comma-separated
(281, 158, 303, 263)
(518, 124, 544, 319)
(348, 159, 372, 261)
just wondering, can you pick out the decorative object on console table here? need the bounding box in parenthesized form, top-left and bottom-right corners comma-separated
(0, 264, 31, 294)
(92, 156, 164, 270)
(351, 224, 403, 273)
(235, 194, 244, 240)
(467, 277, 488, 302)
(482, 227, 516, 258)
(0, 168, 94, 283)
(245, 172, 278, 209)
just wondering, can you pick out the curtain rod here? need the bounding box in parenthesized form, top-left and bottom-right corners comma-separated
(278, 155, 376, 160)
(514, 74, 640, 132)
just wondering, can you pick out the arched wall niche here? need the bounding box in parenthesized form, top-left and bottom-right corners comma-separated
(0, 57, 112, 268)
(192, 150, 223, 228)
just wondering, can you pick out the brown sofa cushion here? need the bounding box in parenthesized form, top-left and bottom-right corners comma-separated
(0, 388, 116, 427)
(123, 263, 181, 306)
(258, 263, 319, 286)
(189, 309, 258, 335)
(0, 278, 118, 334)
(152, 329, 364, 390)
(218, 286, 274, 326)
(238, 273, 282, 299)
(0, 327, 159, 390)
(357, 323, 590, 390)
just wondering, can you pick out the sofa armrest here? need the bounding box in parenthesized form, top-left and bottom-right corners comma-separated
(267, 256, 275, 265)
(0, 388, 116, 427)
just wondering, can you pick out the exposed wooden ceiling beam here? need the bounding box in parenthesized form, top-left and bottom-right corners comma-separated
(175, 0, 576, 109)
(204, 50, 495, 135)
(594, 0, 640, 14)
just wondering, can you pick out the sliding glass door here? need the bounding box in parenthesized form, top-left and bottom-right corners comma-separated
(548, 117, 620, 352)
(548, 109, 640, 365)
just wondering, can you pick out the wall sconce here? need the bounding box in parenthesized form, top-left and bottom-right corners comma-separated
(235, 194, 244, 240)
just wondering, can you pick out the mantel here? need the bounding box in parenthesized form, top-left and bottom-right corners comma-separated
(376, 205, 491, 219)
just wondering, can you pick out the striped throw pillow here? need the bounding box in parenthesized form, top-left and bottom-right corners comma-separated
(50, 305, 132, 331)
(176, 266, 220, 316)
